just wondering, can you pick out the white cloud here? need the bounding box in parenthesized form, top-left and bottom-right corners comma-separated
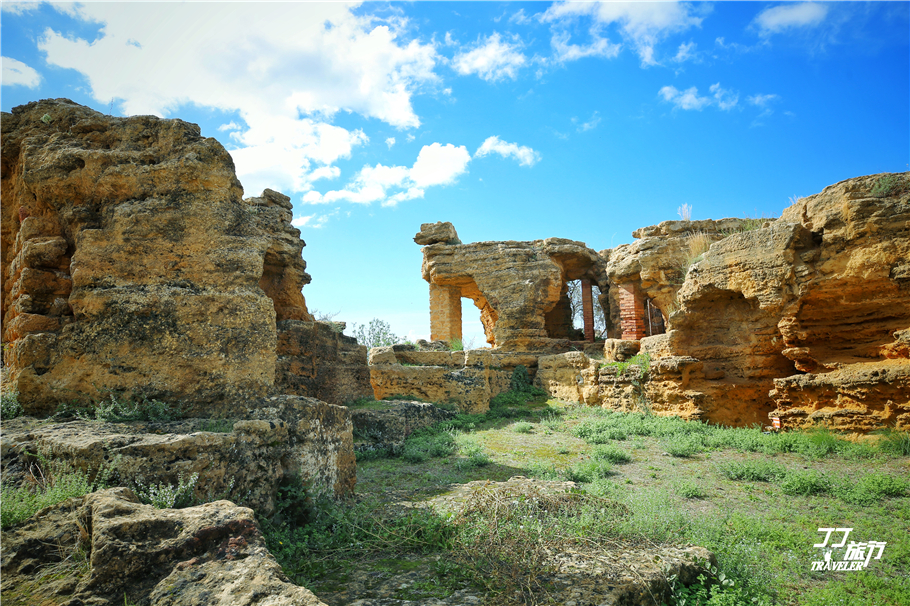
(659, 82, 739, 111)
(410, 143, 472, 186)
(305, 142, 469, 207)
(291, 209, 338, 229)
(672, 41, 698, 63)
(709, 83, 738, 110)
(385, 137, 396, 149)
(35, 3, 440, 196)
(509, 9, 533, 25)
(2, 56, 41, 88)
(550, 31, 621, 64)
(659, 85, 710, 111)
(1, 2, 41, 15)
(576, 111, 602, 132)
(217, 121, 241, 132)
(542, 2, 704, 66)
(452, 32, 527, 81)
(754, 3, 829, 36)
(748, 93, 780, 108)
(475, 136, 540, 166)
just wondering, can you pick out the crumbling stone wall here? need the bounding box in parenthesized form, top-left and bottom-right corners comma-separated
(593, 174, 910, 431)
(415, 221, 610, 351)
(1, 99, 372, 494)
(1, 99, 371, 418)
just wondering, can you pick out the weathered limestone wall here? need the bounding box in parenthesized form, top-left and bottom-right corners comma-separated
(429, 282, 462, 343)
(2, 100, 277, 414)
(416, 222, 609, 351)
(0, 395, 356, 515)
(1, 99, 369, 494)
(595, 174, 910, 431)
(275, 320, 373, 405)
(368, 345, 546, 413)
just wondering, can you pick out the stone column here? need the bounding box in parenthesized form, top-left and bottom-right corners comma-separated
(429, 283, 462, 343)
(581, 279, 595, 342)
(618, 283, 647, 340)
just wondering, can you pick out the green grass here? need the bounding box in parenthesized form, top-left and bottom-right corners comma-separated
(1, 454, 115, 529)
(257, 399, 909, 606)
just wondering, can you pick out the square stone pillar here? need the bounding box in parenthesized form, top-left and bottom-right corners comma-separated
(429, 283, 462, 343)
(618, 283, 647, 340)
(581, 279, 595, 342)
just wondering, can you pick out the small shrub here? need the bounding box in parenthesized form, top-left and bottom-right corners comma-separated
(401, 432, 456, 463)
(565, 459, 615, 483)
(1, 453, 115, 529)
(448, 338, 464, 351)
(716, 459, 786, 482)
(511, 421, 533, 434)
(677, 203, 692, 221)
(1, 389, 22, 419)
(592, 444, 632, 464)
(662, 434, 702, 458)
(455, 437, 491, 468)
(674, 479, 706, 499)
(199, 419, 234, 433)
(56, 392, 176, 423)
(870, 174, 900, 198)
(876, 428, 910, 457)
(779, 469, 829, 496)
(349, 318, 402, 348)
(835, 472, 908, 506)
(132, 472, 200, 509)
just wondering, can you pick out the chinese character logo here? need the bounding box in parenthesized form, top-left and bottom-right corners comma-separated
(811, 528, 886, 572)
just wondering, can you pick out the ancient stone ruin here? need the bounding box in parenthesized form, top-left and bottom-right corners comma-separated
(1, 98, 907, 605)
(1, 99, 376, 514)
(394, 176, 910, 431)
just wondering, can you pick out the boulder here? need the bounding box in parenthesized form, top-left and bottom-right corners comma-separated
(414, 221, 460, 245)
(0, 488, 327, 606)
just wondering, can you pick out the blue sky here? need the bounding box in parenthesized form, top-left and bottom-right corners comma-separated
(3, 1, 908, 347)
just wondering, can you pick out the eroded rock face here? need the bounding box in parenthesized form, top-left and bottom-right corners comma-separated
(0, 395, 357, 513)
(1, 100, 289, 413)
(535, 174, 909, 431)
(614, 174, 909, 430)
(0, 488, 327, 606)
(2, 99, 373, 421)
(418, 228, 609, 350)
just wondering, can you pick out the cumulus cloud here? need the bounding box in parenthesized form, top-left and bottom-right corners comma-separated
(659, 83, 739, 111)
(475, 136, 541, 166)
(217, 121, 241, 132)
(304, 142, 470, 207)
(385, 137, 396, 149)
(754, 3, 829, 36)
(411, 143, 472, 186)
(2, 56, 41, 88)
(34, 3, 440, 196)
(307, 136, 538, 207)
(452, 32, 527, 81)
(542, 2, 704, 66)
